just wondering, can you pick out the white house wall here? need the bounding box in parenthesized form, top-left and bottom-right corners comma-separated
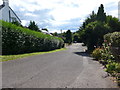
(0, 0, 21, 23)
(1, 5, 9, 22)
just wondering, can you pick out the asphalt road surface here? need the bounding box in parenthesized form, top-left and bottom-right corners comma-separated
(2, 43, 118, 88)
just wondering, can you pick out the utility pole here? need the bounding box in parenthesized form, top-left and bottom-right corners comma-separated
(60, 29, 62, 34)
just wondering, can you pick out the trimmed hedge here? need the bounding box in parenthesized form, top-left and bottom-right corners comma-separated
(1, 20, 64, 55)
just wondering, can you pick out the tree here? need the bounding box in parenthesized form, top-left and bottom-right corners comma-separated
(52, 32, 58, 36)
(106, 15, 120, 32)
(97, 4, 106, 22)
(73, 33, 81, 43)
(65, 30, 73, 44)
(75, 4, 120, 52)
(28, 21, 40, 32)
(80, 21, 110, 51)
(12, 21, 21, 26)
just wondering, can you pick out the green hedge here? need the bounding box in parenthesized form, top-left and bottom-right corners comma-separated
(104, 32, 120, 47)
(1, 20, 64, 55)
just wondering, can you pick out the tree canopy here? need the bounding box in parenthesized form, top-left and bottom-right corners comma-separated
(28, 21, 41, 32)
(76, 4, 120, 52)
(65, 30, 73, 44)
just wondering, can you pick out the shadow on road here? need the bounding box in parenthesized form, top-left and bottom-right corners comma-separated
(73, 52, 90, 57)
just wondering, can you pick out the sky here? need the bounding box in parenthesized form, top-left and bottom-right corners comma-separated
(0, 0, 119, 33)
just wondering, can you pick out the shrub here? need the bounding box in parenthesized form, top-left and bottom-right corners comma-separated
(92, 48, 103, 60)
(104, 32, 120, 61)
(104, 32, 120, 47)
(1, 20, 64, 55)
(105, 62, 120, 74)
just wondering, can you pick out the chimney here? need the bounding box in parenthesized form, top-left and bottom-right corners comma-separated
(3, 0, 9, 6)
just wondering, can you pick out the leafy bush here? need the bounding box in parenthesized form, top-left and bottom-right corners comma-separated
(104, 32, 120, 47)
(1, 20, 64, 55)
(104, 32, 120, 61)
(105, 62, 120, 73)
(92, 48, 103, 60)
(102, 32, 120, 86)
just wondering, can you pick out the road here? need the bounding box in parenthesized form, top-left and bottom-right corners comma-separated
(2, 43, 118, 88)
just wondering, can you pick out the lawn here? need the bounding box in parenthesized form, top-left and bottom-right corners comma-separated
(0, 48, 66, 62)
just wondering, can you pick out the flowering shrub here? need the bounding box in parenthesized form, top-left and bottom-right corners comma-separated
(1, 20, 64, 55)
(92, 48, 103, 60)
(104, 32, 120, 61)
(104, 32, 120, 47)
(92, 32, 120, 86)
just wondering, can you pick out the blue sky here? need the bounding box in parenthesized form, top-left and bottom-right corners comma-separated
(0, 0, 119, 33)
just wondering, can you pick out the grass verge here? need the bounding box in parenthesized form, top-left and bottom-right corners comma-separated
(0, 48, 66, 62)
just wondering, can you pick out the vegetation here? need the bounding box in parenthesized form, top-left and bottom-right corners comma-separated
(74, 4, 120, 86)
(96, 4, 106, 22)
(28, 21, 41, 32)
(92, 32, 120, 86)
(76, 4, 120, 52)
(104, 32, 120, 61)
(92, 48, 103, 60)
(64, 30, 73, 44)
(53, 30, 73, 45)
(12, 21, 22, 26)
(0, 48, 66, 62)
(1, 20, 64, 55)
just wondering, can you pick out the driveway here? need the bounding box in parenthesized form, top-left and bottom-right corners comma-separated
(2, 43, 118, 88)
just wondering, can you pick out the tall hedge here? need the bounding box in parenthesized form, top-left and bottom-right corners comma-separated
(1, 20, 64, 55)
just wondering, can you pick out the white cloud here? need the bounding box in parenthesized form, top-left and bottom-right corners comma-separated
(21, 20, 29, 26)
(0, 0, 119, 32)
(25, 13, 38, 17)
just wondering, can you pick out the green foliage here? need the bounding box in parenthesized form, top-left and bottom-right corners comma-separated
(28, 21, 41, 32)
(100, 42, 114, 64)
(105, 62, 120, 73)
(52, 32, 58, 36)
(76, 4, 120, 52)
(12, 21, 21, 26)
(106, 15, 120, 32)
(105, 61, 120, 86)
(80, 11, 97, 30)
(104, 32, 120, 61)
(1, 20, 64, 55)
(79, 4, 120, 86)
(92, 32, 120, 86)
(73, 33, 80, 42)
(80, 21, 110, 51)
(1, 48, 66, 62)
(97, 4, 106, 22)
(110, 32, 120, 47)
(92, 48, 103, 60)
(65, 30, 73, 44)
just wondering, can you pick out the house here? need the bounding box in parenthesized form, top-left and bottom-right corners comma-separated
(0, 0, 21, 23)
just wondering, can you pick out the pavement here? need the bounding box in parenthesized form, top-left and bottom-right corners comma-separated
(2, 43, 118, 88)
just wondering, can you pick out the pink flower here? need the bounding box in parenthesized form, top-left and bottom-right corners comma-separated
(104, 40, 107, 42)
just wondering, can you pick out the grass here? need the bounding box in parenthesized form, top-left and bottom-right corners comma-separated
(0, 48, 66, 62)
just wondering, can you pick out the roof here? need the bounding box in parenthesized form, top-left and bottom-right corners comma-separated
(0, 4, 5, 10)
(9, 6, 21, 23)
